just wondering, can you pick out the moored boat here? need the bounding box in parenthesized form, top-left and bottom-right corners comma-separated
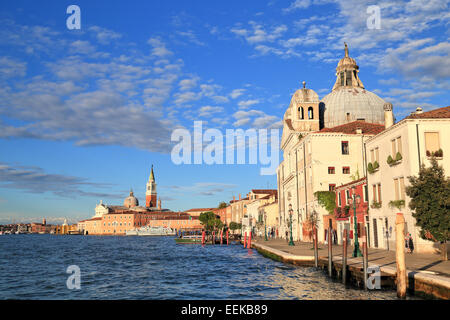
(126, 226, 176, 236)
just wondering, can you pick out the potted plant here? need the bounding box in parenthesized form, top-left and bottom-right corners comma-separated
(387, 155, 394, 165)
(373, 161, 379, 170)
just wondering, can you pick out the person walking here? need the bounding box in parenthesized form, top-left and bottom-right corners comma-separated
(405, 233, 410, 253)
(408, 233, 414, 254)
(285, 230, 289, 243)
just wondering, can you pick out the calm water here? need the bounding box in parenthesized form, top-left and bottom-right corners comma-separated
(0, 234, 405, 300)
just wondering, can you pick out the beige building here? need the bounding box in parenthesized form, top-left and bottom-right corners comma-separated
(365, 106, 450, 253)
(277, 43, 388, 243)
(229, 194, 249, 227)
(243, 190, 277, 235)
(258, 193, 279, 237)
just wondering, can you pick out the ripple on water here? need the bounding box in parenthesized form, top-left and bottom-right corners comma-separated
(0, 235, 411, 300)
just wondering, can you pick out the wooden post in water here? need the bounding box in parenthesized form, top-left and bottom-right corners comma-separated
(220, 229, 223, 245)
(328, 219, 333, 277)
(212, 231, 215, 245)
(362, 227, 368, 290)
(314, 226, 318, 268)
(396, 213, 407, 299)
(201, 230, 205, 245)
(226, 229, 229, 245)
(248, 231, 252, 249)
(244, 232, 247, 248)
(342, 228, 348, 285)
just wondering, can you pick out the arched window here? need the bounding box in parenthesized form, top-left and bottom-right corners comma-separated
(308, 107, 314, 119)
(298, 107, 304, 119)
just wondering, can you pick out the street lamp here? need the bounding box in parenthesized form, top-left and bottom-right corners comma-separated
(349, 186, 362, 257)
(288, 204, 295, 246)
(264, 211, 268, 241)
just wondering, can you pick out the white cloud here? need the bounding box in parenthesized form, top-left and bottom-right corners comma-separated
(238, 99, 260, 108)
(88, 26, 122, 44)
(230, 89, 246, 99)
(0, 57, 26, 78)
(198, 106, 224, 117)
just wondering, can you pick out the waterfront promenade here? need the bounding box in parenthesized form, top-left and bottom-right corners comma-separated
(249, 237, 450, 299)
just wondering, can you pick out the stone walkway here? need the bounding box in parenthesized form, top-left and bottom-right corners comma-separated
(251, 237, 450, 277)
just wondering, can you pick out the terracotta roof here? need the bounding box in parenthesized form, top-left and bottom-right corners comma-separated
(318, 120, 385, 135)
(335, 177, 367, 191)
(405, 106, 450, 119)
(251, 189, 277, 195)
(185, 208, 216, 212)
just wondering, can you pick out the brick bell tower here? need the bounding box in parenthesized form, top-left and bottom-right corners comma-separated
(146, 165, 157, 208)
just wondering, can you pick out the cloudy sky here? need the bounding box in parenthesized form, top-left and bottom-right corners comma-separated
(0, 0, 448, 223)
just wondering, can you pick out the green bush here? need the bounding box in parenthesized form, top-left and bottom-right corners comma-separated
(367, 162, 374, 174)
(395, 152, 402, 161)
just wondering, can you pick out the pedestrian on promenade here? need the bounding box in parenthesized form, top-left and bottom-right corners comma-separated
(408, 233, 414, 254)
(405, 234, 410, 252)
(285, 230, 288, 243)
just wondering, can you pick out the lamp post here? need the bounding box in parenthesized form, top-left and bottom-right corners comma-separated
(350, 187, 362, 257)
(288, 204, 295, 246)
(264, 211, 268, 241)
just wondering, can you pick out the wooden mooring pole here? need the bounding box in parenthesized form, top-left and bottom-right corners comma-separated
(244, 232, 247, 248)
(396, 213, 407, 299)
(342, 228, 348, 285)
(362, 227, 368, 290)
(328, 220, 333, 277)
(314, 226, 318, 268)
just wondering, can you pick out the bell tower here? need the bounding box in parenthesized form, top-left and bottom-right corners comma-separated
(146, 165, 157, 208)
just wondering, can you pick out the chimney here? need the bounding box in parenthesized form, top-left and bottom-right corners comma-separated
(239, 194, 241, 201)
(158, 198, 161, 210)
(383, 102, 394, 129)
(415, 107, 423, 114)
(355, 127, 362, 134)
(233, 196, 235, 201)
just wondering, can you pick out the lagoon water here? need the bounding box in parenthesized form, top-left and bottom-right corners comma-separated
(0, 234, 406, 300)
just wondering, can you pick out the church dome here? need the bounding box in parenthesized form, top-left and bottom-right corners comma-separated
(321, 43, 385, 128)
(321, 88, 386, 128)
(124, 190, 139, 208)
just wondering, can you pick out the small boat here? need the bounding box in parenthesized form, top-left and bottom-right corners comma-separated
(126, 226, 176, 236)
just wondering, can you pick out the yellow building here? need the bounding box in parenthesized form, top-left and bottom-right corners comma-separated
(258, 194, 279, 237)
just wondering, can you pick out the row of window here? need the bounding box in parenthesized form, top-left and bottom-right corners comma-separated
(336, 185, 369, 206)
(297, 107, 314, 120)
(328, 166, 350, 174)
(369, 132, 442, 163)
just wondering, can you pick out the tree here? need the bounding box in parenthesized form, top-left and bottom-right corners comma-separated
(405, 157, 450, 260)
(199, 211, 221, 232)
(229, 222, 242, 233)
(218, 202, 228, 209)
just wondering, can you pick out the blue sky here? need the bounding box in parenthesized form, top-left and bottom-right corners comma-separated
(0, 0, 448, 224)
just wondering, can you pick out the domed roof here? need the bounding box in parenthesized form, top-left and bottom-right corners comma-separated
(337, 56, 357, 68)
(321, 88, 386, 128)
(124, 190, 139, 208)
(321, 43, 385, 128)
